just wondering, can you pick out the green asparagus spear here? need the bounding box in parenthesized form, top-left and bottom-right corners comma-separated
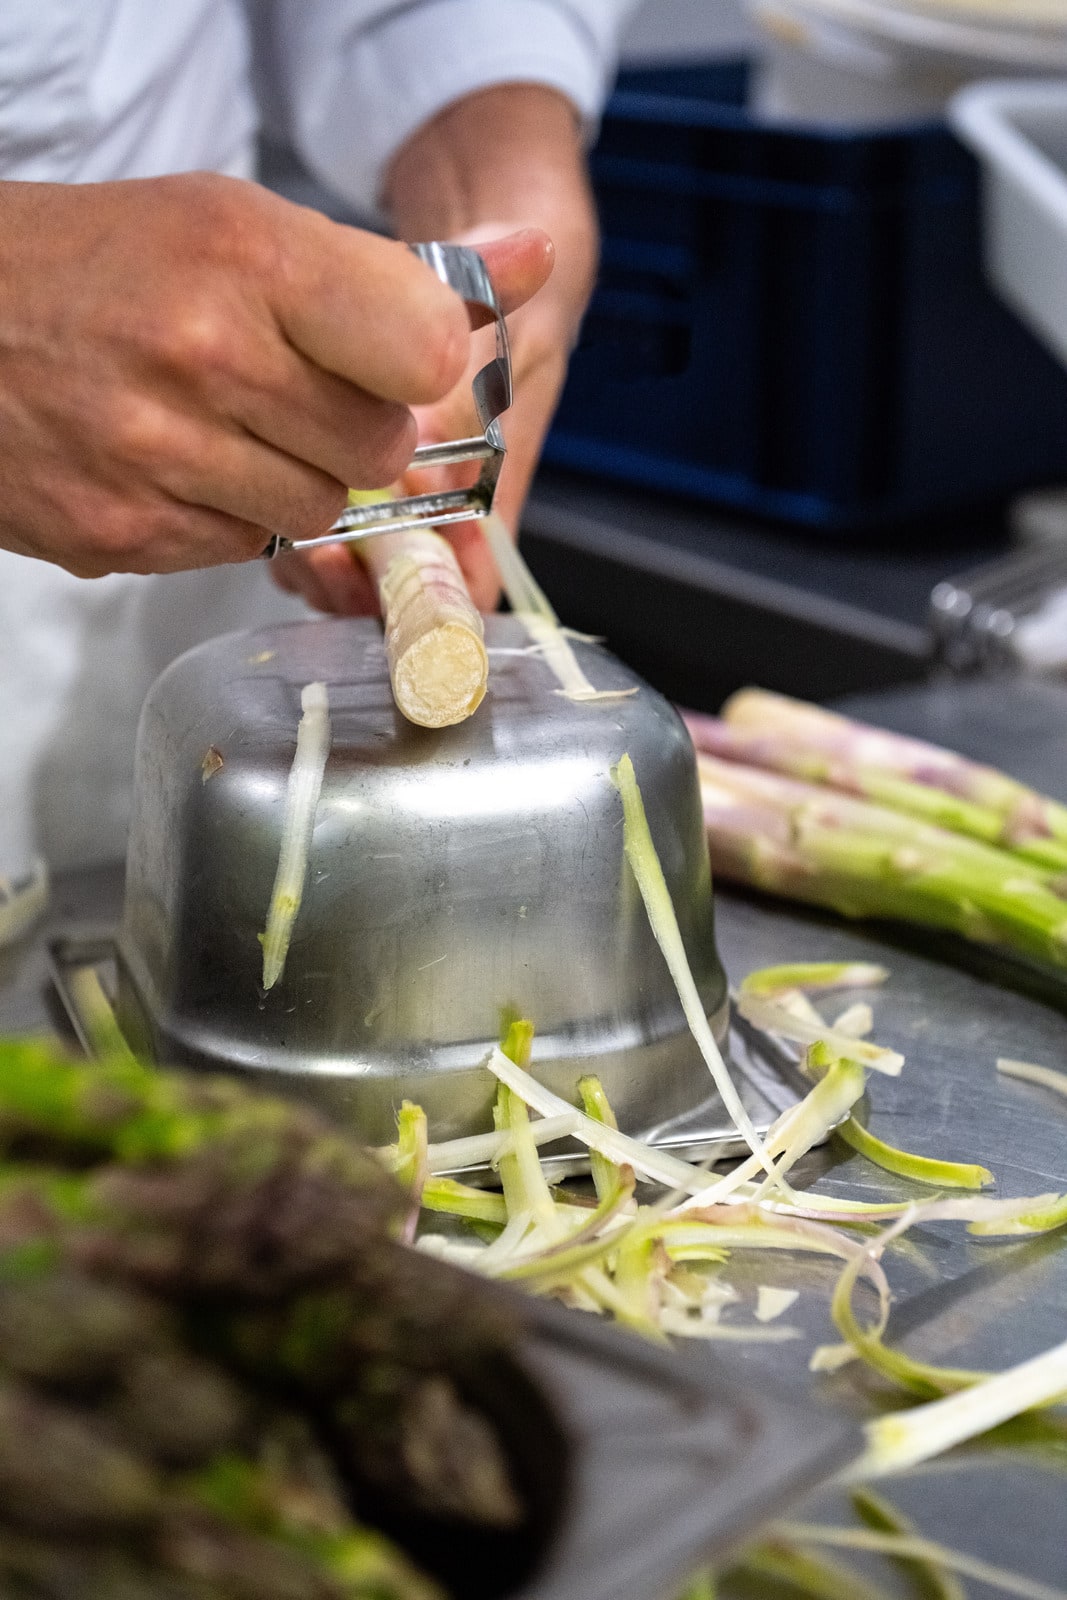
(697, 753, 1067, 969)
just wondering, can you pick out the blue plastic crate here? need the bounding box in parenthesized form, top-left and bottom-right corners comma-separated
(545, 62, 1067, 533)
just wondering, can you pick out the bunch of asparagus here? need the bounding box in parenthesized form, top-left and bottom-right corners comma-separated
(683, 689, 1067, 969)
(0, 1039, 530, 1600)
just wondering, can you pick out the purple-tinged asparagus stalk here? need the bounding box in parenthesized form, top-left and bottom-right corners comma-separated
(697, 753, 1067, 970)
(683, 690, 1067, 874)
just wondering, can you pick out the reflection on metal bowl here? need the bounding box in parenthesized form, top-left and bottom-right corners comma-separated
(117, 615, 727, 1146)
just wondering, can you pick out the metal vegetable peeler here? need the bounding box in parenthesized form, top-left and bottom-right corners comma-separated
(262, 242, 512, 558)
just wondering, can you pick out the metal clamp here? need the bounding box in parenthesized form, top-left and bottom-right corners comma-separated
(263, 242, 511, 558)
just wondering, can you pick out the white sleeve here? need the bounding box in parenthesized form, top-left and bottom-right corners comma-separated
(253, 0, 642, 217)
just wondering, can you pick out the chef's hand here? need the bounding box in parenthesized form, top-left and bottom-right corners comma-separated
(270, 85, 598, 615)
(0, 175, 552, 578)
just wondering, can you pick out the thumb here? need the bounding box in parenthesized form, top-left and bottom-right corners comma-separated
(451, 227, 555, 324)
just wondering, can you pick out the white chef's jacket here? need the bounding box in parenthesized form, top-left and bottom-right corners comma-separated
(0, 0, 637, 876)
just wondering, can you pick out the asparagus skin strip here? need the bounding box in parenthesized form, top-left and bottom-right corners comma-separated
(0, 858, 48, 951)
(834, 1113, 994, 1190)
(261, 681, 331, 992)
(734, 1538, 898, 1600)
(737, 992, 903, 1075)
(419, 1112, 582, 1175)
(494, 1083, 567, 1252)
(517, 612, 638, 703)
(495, 1182, 636, 1290)
(676, 1568, 717, 1600)
(768, 1526, 1067, 1600)
(738, 961, 889, 999)
(359, 523, 487, 729)
(829, 1001, 873, 1038)
(478, 509, 558, 620)
(856, 1332, 1067, 1479)
(802, 1040, 994, 1189)
(751, 1057, 868, 1197)
(67, 966, 138, 1061)
(755, 1286, 799, 1323)
(712, 689, 1067, 870)
(614, 1230, 672, 1332)
(827, 1210, 988, 1399)
(997, 1057, 1067, 1101)
(393, 1101, 429, 1246)
(483, 1046, 720, 1195)
(645, 1208, 892, 1285)
(421, 1181, 623, 1237)
(967, 1192, 1067, 1236)
(479, 512, 634, 703)
(612, 752, 776, 1176)
(490, 1034, 641, 1323)
(393, 1102, 429, 1197)
(697, 754, 1067, 969)
(851, 1488, 967, 1600)
(419, 1176, 509, 1226)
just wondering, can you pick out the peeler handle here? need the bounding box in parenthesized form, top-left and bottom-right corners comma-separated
(263, 241, 511, 558)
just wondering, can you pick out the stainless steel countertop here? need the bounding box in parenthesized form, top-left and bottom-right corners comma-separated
(4, 680, 1067, 1593)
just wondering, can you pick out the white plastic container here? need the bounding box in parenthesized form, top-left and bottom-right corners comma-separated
(747, 0, 1067, 123)
(951, 80, 1067, 372)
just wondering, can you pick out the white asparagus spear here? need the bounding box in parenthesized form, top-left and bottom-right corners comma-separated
(351, 496, 488, 728)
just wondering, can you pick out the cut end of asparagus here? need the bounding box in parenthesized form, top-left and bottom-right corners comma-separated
(391, 617, 489, 729)
(363, 528, 489, 730)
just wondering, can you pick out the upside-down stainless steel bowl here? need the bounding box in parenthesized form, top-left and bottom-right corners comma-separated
(117, 615, 728, 1146)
